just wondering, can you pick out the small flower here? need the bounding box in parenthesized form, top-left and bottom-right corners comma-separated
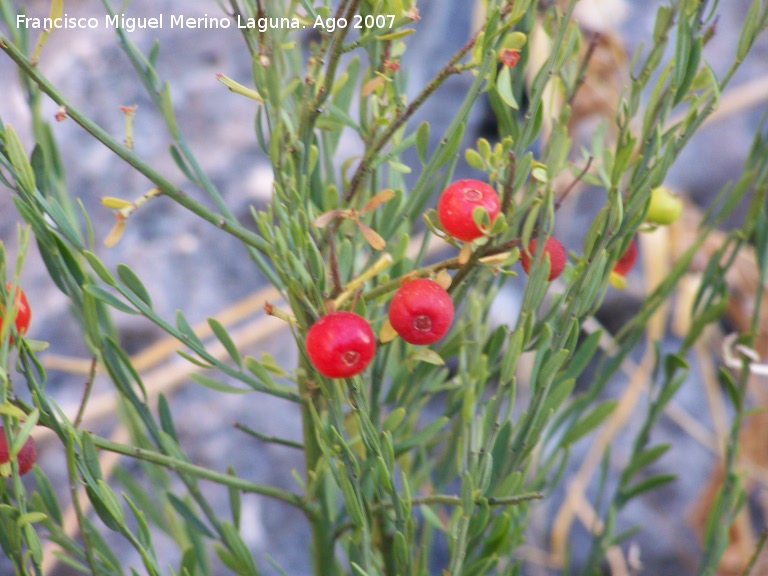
(498, 48, 521, 68)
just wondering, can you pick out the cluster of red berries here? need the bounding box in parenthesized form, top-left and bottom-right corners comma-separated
(305, 178, 642, 378)
(0, 427, 37, 477)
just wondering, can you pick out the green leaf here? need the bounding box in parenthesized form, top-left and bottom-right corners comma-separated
(83, 251, 118, 286)
(10, 409, 39, 460)
(465, 148, 485, 170)
(117, 264, 153, 308)
(95, 479, 126, 526)
(501, 328, 524, 385)
(83, 284, 137, 314)
(169, 145, 198, 183)
(416, 120, 429, 164)
(176, 310, 205, 349)
(16, 512, 47, 528)
(3, 125, 36, 194)
(243, 356, 278, 389)
(561, 399, 618, 446)
(411, 348, 444, 366)
(432, 122, 465, 168)
(189, 373, 250, 394)
(624, 444, 671, 481)
(496, 66, 519, 110)
(227, 465, 242, 530)
(160, 81, 179, 138)
(737, 0, 763, 60)
(395, 416, 449, 454)
(208, 317, 241, 368)
(32, 468, 62, 525)
(167, 493, 215, 539)
(377, 28, 415, 41)
(620, 473, 676, 503)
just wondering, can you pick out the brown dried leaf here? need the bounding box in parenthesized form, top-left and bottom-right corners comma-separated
(104, 215, 126, 247)
(361, 76, 385, 97)
(362, 189, 395, 213)
(313, 209, 346, 228)
(357, 220, 386, 250)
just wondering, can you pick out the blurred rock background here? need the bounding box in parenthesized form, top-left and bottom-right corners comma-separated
(1, 0, 766, 574)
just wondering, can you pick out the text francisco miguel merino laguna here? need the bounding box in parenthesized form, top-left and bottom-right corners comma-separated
(16, 13, 305, 32)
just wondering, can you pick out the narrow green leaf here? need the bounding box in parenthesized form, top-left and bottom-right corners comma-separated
(496, 66, 519, 109)
(737, 0, 763, 60)
(32, 468, 62, 525)
(189, 373, 250, 394)
(83, 284, 137, 315)
(83, 251, 118, 286)
(16, 512, 47, 528)
(176, 310, 205, 349)
(227, 465, 242, 530)
(10, 409, 39, 460)
(416, 120, 429, 164)
(243, 356, 278, 389)
(624, 444, 671, 481)
(377, 28, 415, 41)
(395, 416, 449, 453)
(167, 493, 215, 539)
(3, 125, 36, 194)
(620, 473, 676, 502)
(561, 399, 618, 446)
(117, 264, 153, 308)
(169, 145, 198, 183)
(208, 317, 241, 368)
(161, 81, 179, 138)
(96, 479, 125, 526)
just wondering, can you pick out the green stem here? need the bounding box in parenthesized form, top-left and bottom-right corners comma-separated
(334, 491, 543, 538)
(65, 432, 102, 576)
(90, 433, 313, 514)
(0, 35, 271, 256)
(297, 367, 340, 576)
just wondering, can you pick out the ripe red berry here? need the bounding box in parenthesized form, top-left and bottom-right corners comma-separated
(388, 278, 454, 345)
(437, 179, 500, 242)
(613, 237, 638, 276)
(305, 311, 376, 378)
(0, 427, 37, 477)
(520, 237, 567, 281)
(1, 282, 31, 341)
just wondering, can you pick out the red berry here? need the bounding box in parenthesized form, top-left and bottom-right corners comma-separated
(520, 237, 567, 281)
(437, 179, 500, 242)
(305, 311, 376, 378)
(389, 279, 454, 345)
(613, 237, 638, 276)
(0, 427, 37, 477)
(1, 282, 31, 341)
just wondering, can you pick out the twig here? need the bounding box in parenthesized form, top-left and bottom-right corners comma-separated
(500, 152, 517, 217)
(234, 422, 304, 450)
(344, 2, 518, 204)
(73, 357, 97, 429)
(741, 531, 768, 576)
(555, 156, 593, 210)
(567, 32, 601, 106)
